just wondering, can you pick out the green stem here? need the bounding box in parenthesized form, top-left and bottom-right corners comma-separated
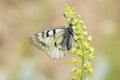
(80, 41, 85, 80)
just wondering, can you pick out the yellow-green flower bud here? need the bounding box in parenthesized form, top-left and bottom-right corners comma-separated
(71, 58, 78, 65)
(88, 55, 95, 61)
(72, 48, 78, 53)
(83, 63, 91, 70)
(78, 15, 81, 18)
(87, 36, 92, 42)
(70, 76, 77, 80)
(76, 69, 81, 76)
(88, 68, 94, 76)
(78, 36, 83, 41)
(89, 47, 94, 54)
(76, 31, 81, 35)
(71, 67, 77, 72)
(83, 25, 87, 31)
(83, 31, 88, 37)
(84, 42, 89, 50)
(77, 52, 83, 58)
(80, 20, 84, 25)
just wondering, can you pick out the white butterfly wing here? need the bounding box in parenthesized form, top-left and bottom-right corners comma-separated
(28, 28, 67, 59)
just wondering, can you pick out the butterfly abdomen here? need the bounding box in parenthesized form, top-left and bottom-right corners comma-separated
(66, 36, 72, 50)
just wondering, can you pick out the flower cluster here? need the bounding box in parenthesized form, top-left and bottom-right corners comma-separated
(64, 4, 95, 80)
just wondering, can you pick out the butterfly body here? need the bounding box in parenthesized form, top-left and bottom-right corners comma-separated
(28, 24, 74, 59)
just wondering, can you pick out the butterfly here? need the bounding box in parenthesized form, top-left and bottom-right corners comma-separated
(28, 23, 74, 59)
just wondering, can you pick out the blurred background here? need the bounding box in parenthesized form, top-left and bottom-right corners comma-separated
(0, 0, 120, 80)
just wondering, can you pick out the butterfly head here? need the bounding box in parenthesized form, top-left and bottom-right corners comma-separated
(66, 23, 74, 36)
(67, 23, 73, 28)
(69, 23, 73, 27)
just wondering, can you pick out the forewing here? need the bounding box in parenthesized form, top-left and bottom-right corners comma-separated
(28, 28, 67, 59)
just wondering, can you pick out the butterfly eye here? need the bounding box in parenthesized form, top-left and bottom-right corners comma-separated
(69, 23, 73, 27)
